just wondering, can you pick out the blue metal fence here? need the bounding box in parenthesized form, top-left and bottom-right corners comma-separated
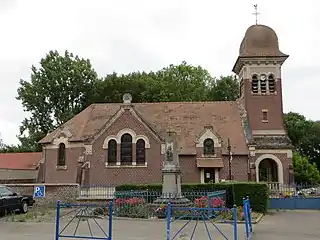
(55, 201, 113, 240)
(268, 183, 320, 210)
(166, 203, 238, 240)
(269, 197, 320, 210)
(243, 197, 253, 240)
(55, 193, 253, 239)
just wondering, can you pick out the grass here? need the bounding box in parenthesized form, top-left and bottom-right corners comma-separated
(1, 206, 55, 223)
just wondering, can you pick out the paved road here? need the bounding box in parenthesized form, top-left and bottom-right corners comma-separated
(0, 218, 244, 240)
(252, 210, 320, 240)
(0, 211, 319, 239)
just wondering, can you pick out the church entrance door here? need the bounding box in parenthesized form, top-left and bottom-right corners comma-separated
(258, 158, 278, 182)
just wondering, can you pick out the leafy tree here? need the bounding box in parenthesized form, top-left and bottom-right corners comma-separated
(293, 151, 320, 184)
(95, 62, 240, 103)
(150, 62, 213, 102)
(16, 50, 99, 151)
(284, 112, 320, 169)
(95, 61, 215, 103)
(0, 133, 4, 149)
(208, 76, 239, 101)
(0, 144, 34, 153)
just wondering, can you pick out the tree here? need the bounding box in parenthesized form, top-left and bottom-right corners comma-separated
(293, 151, 320, 184)
(284, 112, 320, 169)
(95, 61, 215, 103)
(208, 76, 239, 101)
(0, 133, 4, 149)
(16, 50, 99, 151)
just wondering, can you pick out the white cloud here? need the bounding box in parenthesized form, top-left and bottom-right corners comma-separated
(0, 0, 319, 145)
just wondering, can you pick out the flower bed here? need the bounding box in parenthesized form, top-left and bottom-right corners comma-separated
(112, 195, 262, 223)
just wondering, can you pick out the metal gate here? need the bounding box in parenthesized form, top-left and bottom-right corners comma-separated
(55, 201, 113, 240)
(243, 197, 253, 240)
(166, 203, 238, 240)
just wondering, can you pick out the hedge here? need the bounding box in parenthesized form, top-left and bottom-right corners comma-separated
(115, 182, 269, 213)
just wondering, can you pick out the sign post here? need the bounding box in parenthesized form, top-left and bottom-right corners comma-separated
(33, 185, 46, 219)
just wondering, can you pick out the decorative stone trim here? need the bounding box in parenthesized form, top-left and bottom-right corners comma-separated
(136, 135, 150, 148)
(161, 144, 166, 154)
(201, 154, 217, 158)
(252, 130, 286, 135)
(56, 165, 67, 171)
(103, 129, 151, 149)
(255, 149, 292, 158)
(102, 135, 118, 149)
(53, 126, 73, 139)
(84, 145, 92, 155)
(196, 128, 221, 148)
(200, 169, 205, 183)
(255, 154, 284, 184)
(117, 128, 137, 142)
(214, 168, 219, 182)
(45, 138, 84, 149)
(105, 162, 147, 168)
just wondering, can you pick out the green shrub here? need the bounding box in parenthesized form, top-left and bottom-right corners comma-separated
(115, 182, 269, 213)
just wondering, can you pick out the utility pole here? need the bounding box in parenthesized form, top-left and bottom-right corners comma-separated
(228, 138, 232, 180)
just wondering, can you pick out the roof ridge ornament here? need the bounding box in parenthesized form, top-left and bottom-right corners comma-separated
(122, 93, 132, 104)
(252, 4, 260, 25)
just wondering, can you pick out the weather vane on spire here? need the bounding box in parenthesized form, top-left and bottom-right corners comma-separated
(252, 4, 260, 25)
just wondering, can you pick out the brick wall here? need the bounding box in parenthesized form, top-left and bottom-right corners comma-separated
(89, 110, 163, 185)
(5, 183, 80, 206)
(44, 147, 84, 183)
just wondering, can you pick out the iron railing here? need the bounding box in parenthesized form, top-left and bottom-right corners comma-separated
(112, 190, 227, 219)
(267, 182, 320, 198)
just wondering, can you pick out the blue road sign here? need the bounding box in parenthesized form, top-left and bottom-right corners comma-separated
(33, 185, 45, 198)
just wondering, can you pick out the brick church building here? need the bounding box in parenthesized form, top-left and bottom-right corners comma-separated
(39, 23, 293, 186)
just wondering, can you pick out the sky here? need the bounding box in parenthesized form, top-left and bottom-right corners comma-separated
(0, 0, 319, 145)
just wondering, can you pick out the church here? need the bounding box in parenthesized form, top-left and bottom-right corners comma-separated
(38, 23, 293, 187)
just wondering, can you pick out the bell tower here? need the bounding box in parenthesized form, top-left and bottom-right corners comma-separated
(232, 19, 294, 185)
(232, 24, 289, 137)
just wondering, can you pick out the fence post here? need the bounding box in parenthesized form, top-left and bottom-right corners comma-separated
(247, 196, 252, 233)
(233, 204, 238, 240)
(108, 201, 113, 240)
(166, 202, 172, 240)
(243, 198, 249, 239)
(55, 200, 60, 240)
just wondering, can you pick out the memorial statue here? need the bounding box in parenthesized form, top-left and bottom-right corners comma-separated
(166, 145, 173, 162)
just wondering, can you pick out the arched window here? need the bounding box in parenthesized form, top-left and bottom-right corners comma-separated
(268, 74, 276, 93)
(251, 75, 259, 93)
(57, 143, 66, 166)
(203, 138, 214, 155)
(107, 140, 117, 165)
(121, 133, 132, 165)
(136, 139, 146, 165)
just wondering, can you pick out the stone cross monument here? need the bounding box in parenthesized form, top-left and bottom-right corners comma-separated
(153, 131, 190, 207)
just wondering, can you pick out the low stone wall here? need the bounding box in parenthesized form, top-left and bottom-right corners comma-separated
(5, 183, 80, 207)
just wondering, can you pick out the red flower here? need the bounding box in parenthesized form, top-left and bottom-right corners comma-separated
(115, 197, 146, 206)
(212, 197, 225, 207)
(194, 196, 208, 207)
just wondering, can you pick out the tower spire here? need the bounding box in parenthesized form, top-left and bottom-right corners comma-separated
(252, 4, 260, 25)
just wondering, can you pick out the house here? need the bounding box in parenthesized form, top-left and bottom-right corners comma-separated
(39, 23, 293, 186)
(0, 152, 43, 183)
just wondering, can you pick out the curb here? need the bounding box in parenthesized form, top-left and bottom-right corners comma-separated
(112, 214, 264, 224)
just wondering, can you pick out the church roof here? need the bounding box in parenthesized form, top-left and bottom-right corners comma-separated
(40, 101, 249, 155)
